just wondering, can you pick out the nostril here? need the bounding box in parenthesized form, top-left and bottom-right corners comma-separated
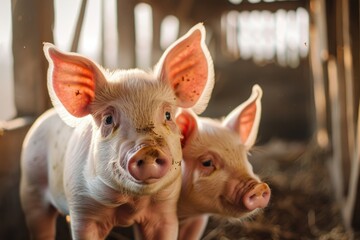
(262, 190, 269, 198)
(155, 158, 165, 165)
(249, 193, 257, 201)
(137, 159, 144, 167)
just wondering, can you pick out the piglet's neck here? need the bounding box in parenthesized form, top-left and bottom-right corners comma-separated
(85, 176, 130, 207)
(177, 198, 203, 219)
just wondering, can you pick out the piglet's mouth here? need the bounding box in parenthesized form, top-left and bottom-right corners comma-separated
(127, 145, 171, 184)
(219, 195, 250, 214)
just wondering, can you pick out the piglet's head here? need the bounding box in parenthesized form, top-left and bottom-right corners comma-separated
(176, 85, 270, 219)
(43, 23, 214, 194)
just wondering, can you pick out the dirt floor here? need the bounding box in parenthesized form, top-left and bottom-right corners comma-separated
(200, 139, 360, 240)
(5, 139, 359, 240)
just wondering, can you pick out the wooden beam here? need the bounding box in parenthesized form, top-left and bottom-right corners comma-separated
(342, 0, 360, 231)
(350, 0, 360, 121)
(332, 0, 353, 195)
(309, 0, 330, 149)
(151, 7, 163, 66)
(71, 0, 87, 52)
(100, 0, 105, 66)
(11, 0, 54, 117)
(350, 103, 360, 229)
(0, 125, 31, 239)
(343, 103, 360, 230)
(117, 0, 136, 68)
(341, 0, 356, 183)
(327, 56, 345, 202)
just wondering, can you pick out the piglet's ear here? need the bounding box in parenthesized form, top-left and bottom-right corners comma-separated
(156, 23, 214, 114)
(222, 85, 263, 149)
(43, 43, 106, 126)
(175, 109, 198, 148)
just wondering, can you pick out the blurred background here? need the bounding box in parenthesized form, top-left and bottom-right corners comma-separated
(0, 0, 359, 239)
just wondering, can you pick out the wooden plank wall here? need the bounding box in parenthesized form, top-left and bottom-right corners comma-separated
(310, 0, 360, 232)
(11, 0, 53, 117)
(0, 0, 54, 238)
(341, 0, 360, 231)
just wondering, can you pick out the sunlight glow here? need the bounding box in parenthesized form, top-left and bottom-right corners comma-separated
(160, 15, 179, 50)
(0, 0, 15, 120)
(233, 7, 309, 67)
(135, 3, 153, 68)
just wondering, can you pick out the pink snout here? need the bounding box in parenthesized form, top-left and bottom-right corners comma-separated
(243, 183, 271, 211)
(128, 146, 170, 183)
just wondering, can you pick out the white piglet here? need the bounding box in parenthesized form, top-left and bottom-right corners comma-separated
(20, 23, 214, 240)
(176, 85, 271, 240)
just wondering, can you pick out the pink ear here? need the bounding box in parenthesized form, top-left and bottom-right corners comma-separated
(175, 109, 198, 148)
(238, 104, 257, 143)
(223, 85, 263, 149)
(157, 23, 214, 114)
(44, 44, 105, 118)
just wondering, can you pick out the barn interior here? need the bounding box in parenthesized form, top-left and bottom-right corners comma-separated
(0, 0, 359, 239)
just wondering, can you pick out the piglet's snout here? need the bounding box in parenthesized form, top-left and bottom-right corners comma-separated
(243, 183, 271, 211)
(128, 146, 170, 183)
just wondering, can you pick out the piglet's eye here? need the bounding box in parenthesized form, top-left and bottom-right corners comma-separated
(104, 115, 113, 125)
(199, 156, 216, 176)
(202, 160, 213, 167)
(165, 111, 171, 121)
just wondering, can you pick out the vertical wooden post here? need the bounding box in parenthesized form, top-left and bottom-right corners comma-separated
(100, 0, 106, 66)
(71, 0, 87, 53)
(207, 18, 223, 64)
(310, 0, 355, 203)
(350, 0, 360, 119)
(176, 0, 194, 36)
(11, 0, 54, 117)
(327, 56, 345, 202)
(323, 0, 360, 231)
(343, 103, 360, 230)
(117, 0, 136, 68)
(333, 0, 353, 195)
(309, 0, 329, 150)
(341, 0, 356, 185)
(342, 0, 360, 231)
(151, 7, 163, 66)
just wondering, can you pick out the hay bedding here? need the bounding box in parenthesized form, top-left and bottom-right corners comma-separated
(200, 140, 359, 240)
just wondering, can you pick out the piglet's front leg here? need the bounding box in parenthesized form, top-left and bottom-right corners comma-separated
(179, 215, 209, 240)
(69, 216, 112, 240)
(67, 202, 116, 240)
(135, 214, 179, 240)
(137, 186, 181, 240)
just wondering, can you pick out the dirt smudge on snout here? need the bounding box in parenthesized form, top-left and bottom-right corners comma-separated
(145, 149, 160, 158)
(136, 123, 155, 134)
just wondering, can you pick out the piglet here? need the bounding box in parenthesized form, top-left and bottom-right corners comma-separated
(175, 85, 271, 240)
(20, 23, 214, 240)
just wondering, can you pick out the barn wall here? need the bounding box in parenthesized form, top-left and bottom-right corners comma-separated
(203, 59, 313, 143)
(0, 125, 29, 239)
